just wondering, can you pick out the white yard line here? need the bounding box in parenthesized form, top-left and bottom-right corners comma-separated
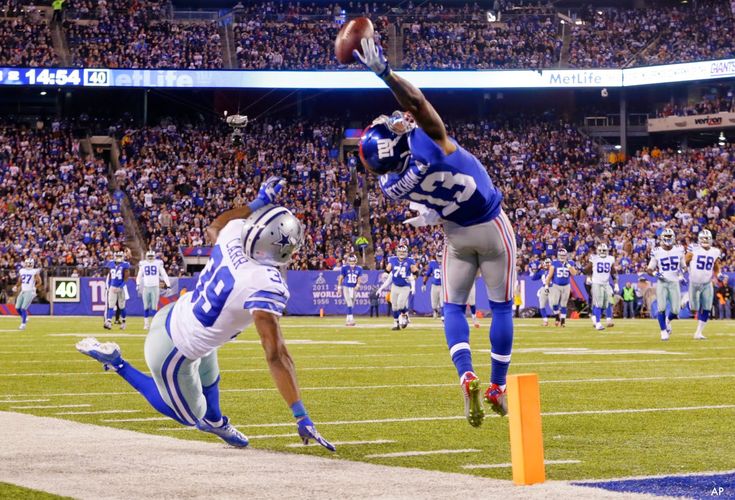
(47, 334, 147, 338)
(463, 460, 581, 470)
(0, 399, 50, 404)
(366, 449, 482, 458)
(11, 404, 91, 410)
(287, 439, 396, 448)
(102, 417, 170, 423)
(55, 409, 141, 416)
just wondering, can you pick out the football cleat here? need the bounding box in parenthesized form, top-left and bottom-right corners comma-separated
(460, 371, 485, 428)
(391, 325, 401, 331)
(103, 320, 112, 330)
(693, 333, 707, 340)
(196, 416, 249, 447)
(120, 321, 127, 330)
(484, 383, 508, 417)
(76, 337, 123, 370)
(19, 323, 26, 331)
(595, 324, 605, 331)
(660, 331, 670, 341)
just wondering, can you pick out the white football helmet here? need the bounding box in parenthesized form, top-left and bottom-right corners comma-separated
(241, 205, 304, 267)
(661, 228, 675, 247)
(114, 251, 125, 263)
(396, 245, 408, 259)
(698, 229, 712, 249)
(543, 258, 552, 268)
(24, 258, 34, 269)
(436, 248, 443, 260)
(597, 244, 609, 258)
(347, 254, 358, 266)
(558, 248, 568, 262)
(145, 250, 156, 261)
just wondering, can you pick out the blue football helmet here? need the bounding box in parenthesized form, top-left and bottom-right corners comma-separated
(358, 113, 413, 175)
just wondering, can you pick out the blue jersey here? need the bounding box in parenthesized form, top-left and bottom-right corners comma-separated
(107, 261, 130, 287)
(551, 260, 573, 286)
(388, 256, 415, 287)
(341, 265, 363, 288)
(379, 128, 502, 227)
(530, 269, 548, 282)
(425, 260, 442, 286)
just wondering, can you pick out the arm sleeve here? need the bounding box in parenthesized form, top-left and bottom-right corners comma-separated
(244, 285, 289, 316)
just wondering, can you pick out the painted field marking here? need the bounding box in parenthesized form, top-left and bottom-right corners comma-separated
(509, 348, 686, 356)
(366, 449, 482, 458)
(287, 440, 396, 448)
(55, 409, 141, 415)
(11, 404, 91, 410)
(577, 468, 735, 482)
(48, 333, 147, 338)
(155, 429, 301, 440)
(231, 339, 364, 345)
(102, 416, 169, 423)
(463, 459, 581, 470)
(0, 399, 50, 404)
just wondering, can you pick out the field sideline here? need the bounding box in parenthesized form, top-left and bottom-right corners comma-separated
(1, 315, 734, 497)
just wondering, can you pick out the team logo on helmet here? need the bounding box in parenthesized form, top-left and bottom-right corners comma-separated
(358, 114, 412, 176)
(242, 205, 304, 267)
(661, 228, 675, 247)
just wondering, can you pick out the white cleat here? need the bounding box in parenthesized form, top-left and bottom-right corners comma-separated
(693, 334, 707, 340)
(595, 324, 605, 331)
(120, 321, 127, 330)
(103, 320, 112, 330)
(660, 331, 670, 341)
(19, 323, 26, 331)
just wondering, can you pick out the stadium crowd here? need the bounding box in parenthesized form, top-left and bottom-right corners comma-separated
(0, 10, 57, 67)
(657, 87, 735, 118)
(0, 121, 127, 282)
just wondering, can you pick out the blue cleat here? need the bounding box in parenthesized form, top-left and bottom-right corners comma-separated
(196, 416, 249, 447)
(76, 337, 123, 371)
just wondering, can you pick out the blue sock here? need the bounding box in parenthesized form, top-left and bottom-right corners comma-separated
(117, 361, 188, 425)
(561, 307, 567, 316)
(291, 400, 307, 419)
(444, 302, 473, 377)
(540, 307, 547, 318)
(593, 306, 601, 323)
(143, 309, 149, 318)
(668, 312, 678, 322)
(469, 304, 477, 315)
(393, 310, 400, 319)
(489, 300, 513, 387)
(401, 308, 408, 314)
(347, 306, 353, 315)
(202, 376, 223, 423)
(657, 311, 667, 330)
(106, 308, 114, 321)
(19, 309, 27, 323)
(120, 308, 127, 319)
(606, 305, 613, 319)
(700, 310, 710, 322)
(552, 306, 559, 316)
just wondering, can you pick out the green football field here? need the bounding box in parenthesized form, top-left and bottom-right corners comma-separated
(1, 314, 734, 483)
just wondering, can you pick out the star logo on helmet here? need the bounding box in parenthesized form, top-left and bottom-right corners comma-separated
(273, 229, 293, 252)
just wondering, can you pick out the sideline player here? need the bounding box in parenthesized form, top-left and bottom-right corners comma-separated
(355, 38, 516, 424)
(104, 251, 130, 330)
(385, 245, 417, 330)
(137, 250, 171, 330)
(76, 178, 334, 451)
(586, 244, 618, 331)
(647, 228, 685, 341)
(545, 249, 578, 327)
(13, 258, 41, 330)
(337, 254, 362, 326)
(422, 249, 443, 321)
(686, 229, 720, 340)
(531, 259, 552, 326)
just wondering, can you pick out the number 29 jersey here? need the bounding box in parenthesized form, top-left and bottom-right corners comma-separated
(379, 127, 502, 227)
(170, 219, 289, 360)
(689, 246, 720, 284)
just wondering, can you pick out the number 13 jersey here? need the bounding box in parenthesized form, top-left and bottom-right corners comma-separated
(170, 220, 289, 360)
(378, 127, 502, 227)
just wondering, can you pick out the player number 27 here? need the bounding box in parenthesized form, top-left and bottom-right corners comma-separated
(192, 246, 234, 327)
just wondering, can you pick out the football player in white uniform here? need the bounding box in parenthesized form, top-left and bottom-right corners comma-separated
(14, 258, 41, 330)
(137, 250, 172, 330)
(685, 230, 721, 340)
(647, 228, 686, 341)
(337, 255, 363, 326)
(586, 244, 618, 331)
(76, 178, 334, 451)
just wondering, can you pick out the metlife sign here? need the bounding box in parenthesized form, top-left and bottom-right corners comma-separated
(0, 58, 732, 89)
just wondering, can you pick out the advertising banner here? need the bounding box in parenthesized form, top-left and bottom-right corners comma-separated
(647, 111, 735, 132)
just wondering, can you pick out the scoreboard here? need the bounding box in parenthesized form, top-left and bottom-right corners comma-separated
(51, 277, 81, 303)
(1, 68, 110, 87)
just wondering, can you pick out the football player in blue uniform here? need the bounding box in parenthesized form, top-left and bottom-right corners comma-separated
(385, 245, 418, 330)
(545, 249, 578, 327)
(105, 251, 131, 330)
(422, 249, 444, 321)
(355, 38, 516, 425)
(337, 254, 363, 326)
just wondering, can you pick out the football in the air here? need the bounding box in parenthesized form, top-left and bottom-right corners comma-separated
(335, 17, 374, 64)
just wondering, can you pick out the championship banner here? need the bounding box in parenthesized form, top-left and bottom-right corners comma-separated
(648, 111, 735, 132)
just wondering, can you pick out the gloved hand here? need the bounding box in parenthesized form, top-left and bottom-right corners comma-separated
(297, 416, 335, 452)
(421, 285, 426, 293)
(353, 38, 391, 79)
(543, 286, 550, 295)
(613, 283, 620, 294)
(654, 271, 665, 281)
(257, 176, 285, 205)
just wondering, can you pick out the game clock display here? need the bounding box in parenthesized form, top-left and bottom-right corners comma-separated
(0, 68, 110, 86)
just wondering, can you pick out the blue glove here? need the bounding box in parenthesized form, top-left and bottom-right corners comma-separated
(297, 416, 335, 452)
(654, 271, 665, 281)
(679, 275, 688, 286)
(248, 176, 285, 212)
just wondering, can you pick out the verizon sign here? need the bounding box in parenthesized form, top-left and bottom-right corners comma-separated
(648, 112, 735, 133)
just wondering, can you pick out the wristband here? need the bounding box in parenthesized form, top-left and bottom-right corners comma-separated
(291, 400, 307, 419)
(247, 198, 265, 212)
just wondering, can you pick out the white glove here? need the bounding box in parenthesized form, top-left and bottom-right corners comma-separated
(543, 286, 550, 295)
(353, 38, 391, 78)
(614, 283, 620, 294)
(421, 285, 426, 293)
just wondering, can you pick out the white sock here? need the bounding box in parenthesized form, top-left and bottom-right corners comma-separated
(472, 314, 477, 322)
(696, 321, 705, 335)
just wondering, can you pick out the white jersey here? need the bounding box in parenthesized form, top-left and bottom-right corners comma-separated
(648, 245, 685, 282)
(137, 259, 171, 288)
(590, 255, 615, 285)
(169, 220, 289, 360)
(19, 268, 39, 292)
(688, 246, 721, 284)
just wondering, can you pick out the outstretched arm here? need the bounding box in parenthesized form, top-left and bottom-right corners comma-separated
(354, 38, 455, 154)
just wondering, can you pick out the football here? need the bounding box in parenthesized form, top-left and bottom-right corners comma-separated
(334, 17, 374, 64)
